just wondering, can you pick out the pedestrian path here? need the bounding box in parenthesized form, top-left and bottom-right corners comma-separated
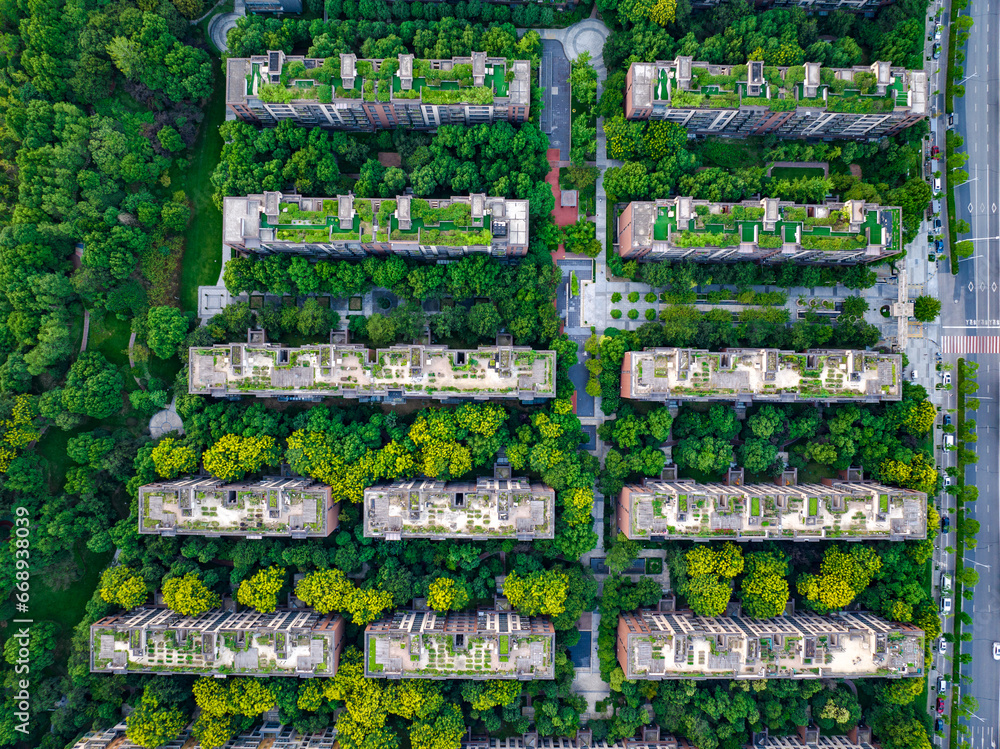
(942, 335, 1000, 353)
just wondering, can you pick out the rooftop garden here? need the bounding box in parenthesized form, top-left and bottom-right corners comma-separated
(659, 62, 905, 113)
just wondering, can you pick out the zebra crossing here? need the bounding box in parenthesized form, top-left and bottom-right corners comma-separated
(941, 335, 1000, 353)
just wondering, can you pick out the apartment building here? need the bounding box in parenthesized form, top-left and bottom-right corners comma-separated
(90, 607, 344, 678)
(617, 196, 901, 264)
(138, 476, 339, 539)
(620, 348, 903, 403)
(364, 609, 556, 680)
(625, 58, 927, 139)
(617, 606, 924, 680)
(68, 722, 338, 749)
(223, 192, 529, 260)
(227, 50, 530, 130)
(461, 725, 881, 749)
(617, 473, 927, 541)
(364, 462, 555, 541)
(189, 337, 556, 402)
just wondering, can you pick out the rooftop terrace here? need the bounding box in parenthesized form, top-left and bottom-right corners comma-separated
(364, 464, 554, 540)
(618, 607, 924, 680)
(91, 607, 344, 678)
(232, 50, 529, 108)
(189, 340, 556, 401)
(618, 477, 926, 541)
(139, 476, 338, 539)
(224, 192, 528, 254)
(365, 609, 556, 680)
(69, 722, 339, 749)
(631, 58, 927, 116)
(619, 197, 901, 264)
(621, 348, 902, 403)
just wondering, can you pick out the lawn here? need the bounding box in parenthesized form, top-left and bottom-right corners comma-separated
(89, 312, 132, 369)
(30, 546, 113, 636)
(176, 57, 227, 315)
(769, 166, 826, 181)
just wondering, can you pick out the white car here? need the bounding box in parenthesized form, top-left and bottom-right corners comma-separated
(993, 642, 1000, 660)
(944, 372, 952, 385)
(941, 597, 953, 614)
(940, 638, 948, 654)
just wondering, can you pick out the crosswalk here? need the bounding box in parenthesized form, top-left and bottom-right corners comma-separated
(942, 335, 1000, 353)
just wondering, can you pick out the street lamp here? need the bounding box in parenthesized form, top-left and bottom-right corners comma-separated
(956, 72, 979, 86)
(951, 177, 978, 189)
(957, 255, 982, 262)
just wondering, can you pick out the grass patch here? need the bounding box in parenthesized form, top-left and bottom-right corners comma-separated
(499, 635, 509, 655)
(89, 313, 132, 369)
(645, 557, 663, 575)
(808, 497, 818, 516)
(368, 637, 382, 672)
(31, 545, 113, 638)
(176, 57, 227, 315)
(769, 166, 826, 181)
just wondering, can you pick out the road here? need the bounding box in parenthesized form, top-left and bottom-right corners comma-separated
(937, 0, 1000, 737)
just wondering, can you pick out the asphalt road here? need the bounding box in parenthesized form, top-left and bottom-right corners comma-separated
(540, 39, 571, 162)
(938, 0, 1000, 738)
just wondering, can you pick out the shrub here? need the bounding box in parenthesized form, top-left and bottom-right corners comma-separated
(628, 291, 639, 303)
(628, 309, 639, 320)
(644, 292, 657, 303)
(610, 309, 622, 319)
(645, 309, 656, 321)
(611, 292, 622, 303)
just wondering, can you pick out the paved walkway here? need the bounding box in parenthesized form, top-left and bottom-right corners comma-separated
(208, 0, 244, 54)
(127, 331, 146, 391)
(80, 309, 90, 353)
(150, 397, 185, 439)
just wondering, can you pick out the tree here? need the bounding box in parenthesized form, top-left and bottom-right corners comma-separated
(126, 690, 187, 748)
(467, 302, 503, 339)
(163, 572, 221, 616)
(606, 533, 640, 575)
(686, 573, 732, 616)
(740, 552, 789, 618)
(150, 438, 200, 479)
(913, 296, 942, 322)
(237, 567, 285, 613)
(957, 567, 979, 587)
(427, 577, 471, 613)
(366, 312, 397, 346)
(61, 351, 124, 419)
(99, 566, 148, 609)
(503, 569, 569, 616)
(203, 434, 281, 482)
(294, 568, 393, 624)
(797, 545, 881, 613)
(146, 307, 190, 359)
(738, 437, 779, 473)
(675, 435, 733, 474)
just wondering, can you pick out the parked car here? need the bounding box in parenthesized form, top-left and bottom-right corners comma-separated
(934, 176, 942, 192)
(944, 476, 952, 487)
(936, 697, 946, 713)
(935, 239, 945, 252)
(933, 43, 942, 59)
(949, 113, 957, 127)
(934, 218, 943, 230)
(941, 516, 950, 533)
(941, 572, 953, 591)
(944, 434, 955, 447)
(935, 25, 943, 41)
(935, 719, 945, 732)
(944, 414, 952, 426)
(941, 597, 952, 614)
(944, 372, 952, 385)
(932, 144, 941, 157)
(940, 637, 948, 654)
(938, 676, 949, 693)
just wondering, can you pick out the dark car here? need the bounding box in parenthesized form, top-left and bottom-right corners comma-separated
(937, 697, 946, 713)
(941, 516, 951, 533)
(935, 719, 945, 732)
(944, 414, 952, 426)
(932, 145, 941, 157)
(934, 218, 943, 229)
(949, 113, 955, 126)
(933, 43, 942, 59)
(935, 239, 944, 252)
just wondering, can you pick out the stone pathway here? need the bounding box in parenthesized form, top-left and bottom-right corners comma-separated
(80, 309, 90, 353)
(150, 397, 185, 439)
